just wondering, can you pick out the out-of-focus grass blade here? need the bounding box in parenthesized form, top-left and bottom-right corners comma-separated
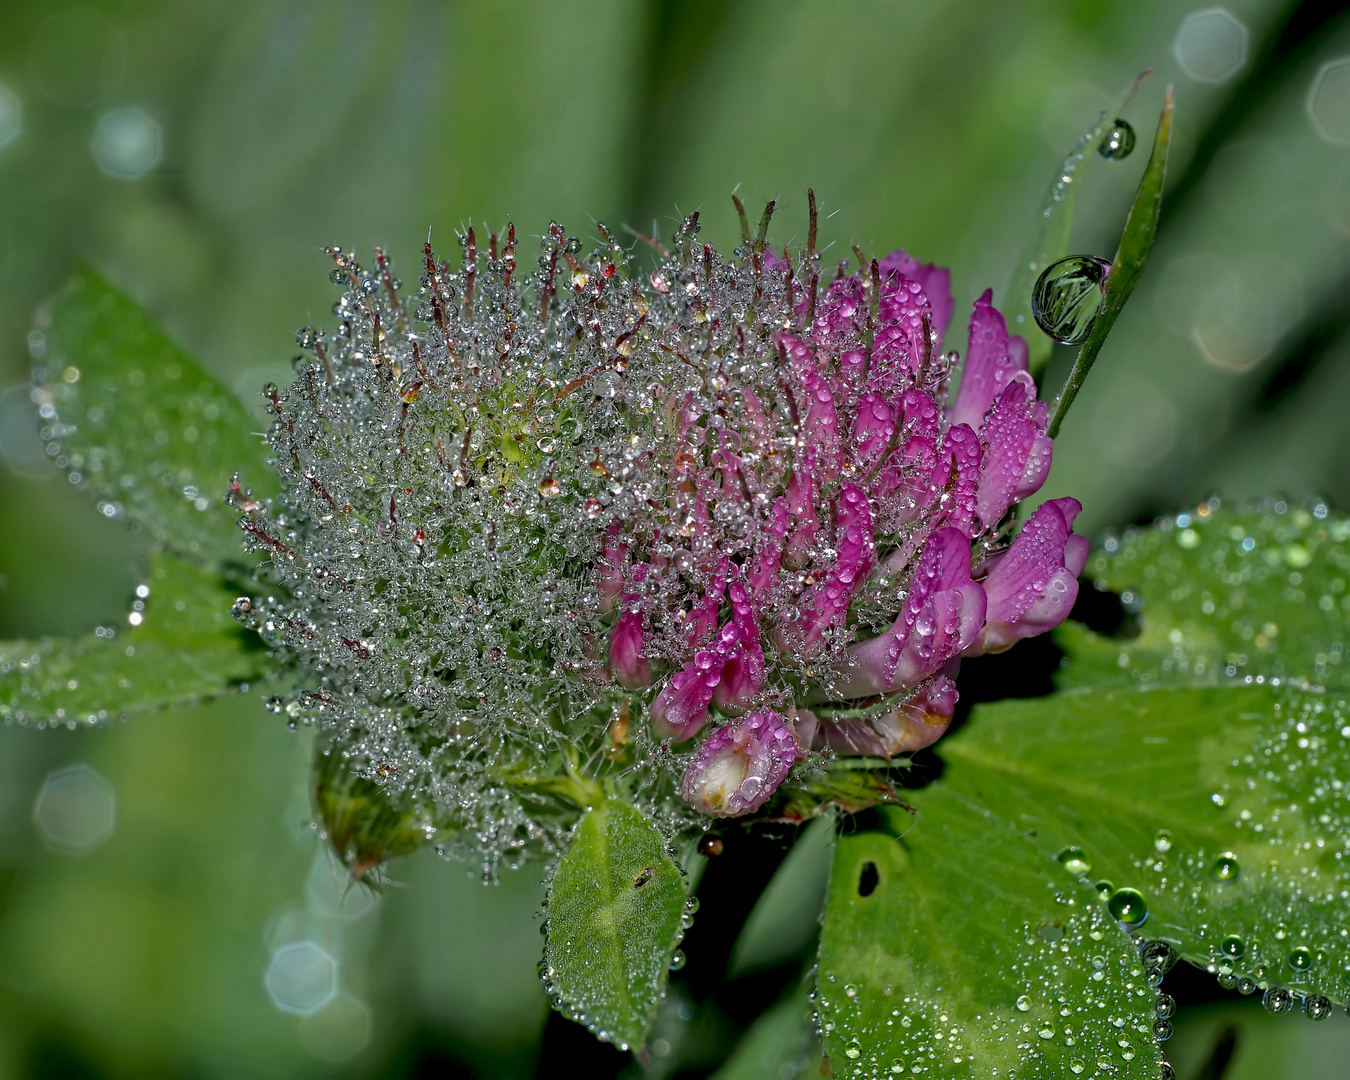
(1047, 85, 1174, 439)
(1009, 69, 1151, 374)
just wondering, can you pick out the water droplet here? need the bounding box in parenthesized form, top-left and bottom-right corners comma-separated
(1069, 1062, 1085, 1075)
(1287, 946, 1315, 972)
(1153, 1019, 1173, 1041)
(1219, 934, 1245, 959)
(1153, 829, 1173, 853)
(1057, 846, 1092, 875)
(1093, 879, 1114, 897)
(1097, 118, 1137, 160)
(1038, 1024, 1056, 1039)
(668, 950, 686, 971)
(1140, 940, 1177, 974)
(1031, 255, 1111, 345)
(1016, 995, 1033, 1012)
(1107, 887, 1148, 925)
(1236, 977, 1256, 995)
(1303, 994, 1334, 1020)
(1211, 853, 1240, 882)
(1263, 986, 1294, 1014)
(1155, 994, 1176, 1019)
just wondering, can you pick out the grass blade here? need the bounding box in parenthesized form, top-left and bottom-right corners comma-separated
(1046, 84, 1174, 439)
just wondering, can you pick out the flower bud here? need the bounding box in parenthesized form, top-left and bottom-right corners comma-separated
(835, 528, 986, 698)
(682, 709, 799, 818)
(966, 497, 1088, 655)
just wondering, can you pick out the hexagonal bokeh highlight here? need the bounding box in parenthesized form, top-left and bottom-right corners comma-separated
(300, 992, 372, 1062)
(33, 764, 116, 855)
(0, 84, 20, 150)
(1174, 8, 1248, 84)
(264, 941, 338, 1016)
(91, 108, 162, 179)
(1309, 59, 1350, 147)
(1193, 254, 1304, 373)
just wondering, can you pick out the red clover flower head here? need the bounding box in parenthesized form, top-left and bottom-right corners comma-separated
(234, 200, 1085, 864)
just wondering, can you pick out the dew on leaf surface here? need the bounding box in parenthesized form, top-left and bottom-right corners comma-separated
(1057, 846, 1092, 875)
(1106, 887, 1148, 926)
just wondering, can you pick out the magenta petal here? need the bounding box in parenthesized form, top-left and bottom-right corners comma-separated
(851, 392, 896, 471)
(870, 674, 959, 753)
(746, 497, 789, 604)
(975, 378, 1046, 531)
(869, 274, 932, 400)
(651, 651, 721, 741)
(681, 708, 798, 817)
(879, 249, 955, 347)
(713, 583, 766, 711)
(683, 555, 729, 648)
(609, 606, 652, 688)
(792, 484, 875, 653)
(836, 528, 986, 696)
(799, 368, 842, 470)
(950, 289, 1032, 431)
(969, 497, 1085, 655)
(784, 446, 820, 564)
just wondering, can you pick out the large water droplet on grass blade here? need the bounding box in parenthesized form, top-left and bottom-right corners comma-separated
(1032, 255, 1111, 344)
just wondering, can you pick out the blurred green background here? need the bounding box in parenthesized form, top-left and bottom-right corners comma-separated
(2, 1, 1350, 1076)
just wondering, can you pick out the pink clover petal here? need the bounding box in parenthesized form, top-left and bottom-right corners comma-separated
(821, 717, 892, 758)
(813, 276, 866, 357)
(850, 392, 896, 472)
(746, 498, 789, 603)
(598, 520, 626, 612)
(713, 583, 766, 711)
(879, 249, 955, 347)
(968, 497, 1085, 655)
(681, 708, 798, 817)
(784, 446, 820, 565)
(950, 289, 1032, 431)
(799, 368, 842, 470)
(869, 275, 932, 399)
(683, 555, 729, 648)
(975, 378, 1046, 532)
(609, 596, 653, 689)
(937, 423, 982, 538)
(651, 648, 722, 741)
(792, 484, 875, 653)
(836, 528, 986, 696)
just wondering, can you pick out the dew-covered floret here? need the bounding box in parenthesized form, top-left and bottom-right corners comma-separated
(230, 201, 1085, 871)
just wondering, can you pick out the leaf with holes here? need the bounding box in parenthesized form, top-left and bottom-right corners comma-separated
(0, 551, 275, 725)
(34, 268, 274, 567)
(819, 793, 1161, 1078)
(542, 799, 688, 1051)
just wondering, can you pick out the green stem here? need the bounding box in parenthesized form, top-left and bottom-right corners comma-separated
(1047, 85, 1174, 440)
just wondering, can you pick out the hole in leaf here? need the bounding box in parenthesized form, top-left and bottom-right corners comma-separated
(633, 866, 655, 889)
(857, 861, 878, 897)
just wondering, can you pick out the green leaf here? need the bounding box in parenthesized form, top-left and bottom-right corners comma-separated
(940, 681, 1350, 1006)
(542, 799, 688, 1051)
(0, 551, 273, 725)
(711, 978, 819, 1080)
(1047, 85, 1174, 439)
(34, 268, 274, 567)
(818, 793, 1162, 1078)
(729, 814, 834, 978)
(931, 506, 1350, 1012)
(1008, 70, 1150, 374)
(1069, 505, 1350, 692)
